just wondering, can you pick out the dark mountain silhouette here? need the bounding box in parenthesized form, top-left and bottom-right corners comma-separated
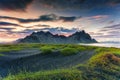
(19, 30, 97, 44)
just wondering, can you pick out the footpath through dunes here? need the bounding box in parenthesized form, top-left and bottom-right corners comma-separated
(0, 49, 41, 64)
(0, 48, 95, 77)
(0, 49, 41, 77)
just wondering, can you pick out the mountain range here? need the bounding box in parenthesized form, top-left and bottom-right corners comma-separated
(19, 30, 97, 44)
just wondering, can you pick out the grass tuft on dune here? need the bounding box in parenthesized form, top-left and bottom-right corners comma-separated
(4, 69, 82, 80)
(60, 47, 78, 56)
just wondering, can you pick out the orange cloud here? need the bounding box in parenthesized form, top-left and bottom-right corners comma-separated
(0, 32, 27, 42)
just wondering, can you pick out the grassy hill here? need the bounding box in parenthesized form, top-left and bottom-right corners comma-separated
(0, 44, 120, 80)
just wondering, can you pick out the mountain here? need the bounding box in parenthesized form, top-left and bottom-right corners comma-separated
(19, 30, 97, 44)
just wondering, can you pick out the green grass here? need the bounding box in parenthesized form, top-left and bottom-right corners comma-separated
(0, 43, 46, 52)
(40, 46, 53, 55)
(60, 47, 78, 56)
(40, 45, 82, 56)
(4, 69, 82, 80)
(83, 47, 120, 80)
(0, 53, 4, 56)
(0, 43, 120, 80)
(0, 43, 97, 54)
(0, 44, 24, 52)
(88, 47, 120, 67)
(88, 53, 120, 67)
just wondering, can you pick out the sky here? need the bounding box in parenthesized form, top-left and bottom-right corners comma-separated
(0, 0, 120, 42)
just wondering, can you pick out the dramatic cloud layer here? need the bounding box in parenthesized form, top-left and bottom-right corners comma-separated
(35, 0, 120, 10)
(0, 0, 33, 11)
(0, 14, 80, 23)
(0, 0, 120, 42)
(1, 0, 120, 11)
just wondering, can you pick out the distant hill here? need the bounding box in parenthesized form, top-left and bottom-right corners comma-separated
(19, 30, 97, 44)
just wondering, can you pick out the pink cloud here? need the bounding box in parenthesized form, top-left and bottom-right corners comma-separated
(91, 15, 108, 20)
(0, 32, 27, 42)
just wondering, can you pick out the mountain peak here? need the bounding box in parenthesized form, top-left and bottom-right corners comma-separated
(19, 31, 97, 44)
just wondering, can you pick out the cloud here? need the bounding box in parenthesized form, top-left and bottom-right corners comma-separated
(0, 14, 80, 23)
(59, 16, 81, 22)
(91, 15, 108, 20)
(0, 32, 27, 42)
(18, 27, 80, 37)
(0, 27, 15, 31)
(94, 23, 120, 39)
(98, 24, 120, 35)
(103, 24, 120, 30)
(28, 24, 51, 28)
(19, 14, 58, 23)
(0, 22, 26, 33)
(89, 32, 104, 36)
(0, 0, 33, 11)
(1, 26, 79, 38)
(34, 0, 120, 10)
(107, 20, 114, 24)
(0, 21, 55, 34)
(86, 15, 108, 21)
(108, 0, 120, 6)
(33, 27, 79, 35)
(0, 0, 120, 11)
(93, 34, 120, 38)
(0, 22, 23, 27)
(0, 20, 79, 36)
(79, 15, 109, 24)
(36, 0, 86, 9)
(108, 31, 120, 35)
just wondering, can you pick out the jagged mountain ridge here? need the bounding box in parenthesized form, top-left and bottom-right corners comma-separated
(19, 30, 97, 44)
